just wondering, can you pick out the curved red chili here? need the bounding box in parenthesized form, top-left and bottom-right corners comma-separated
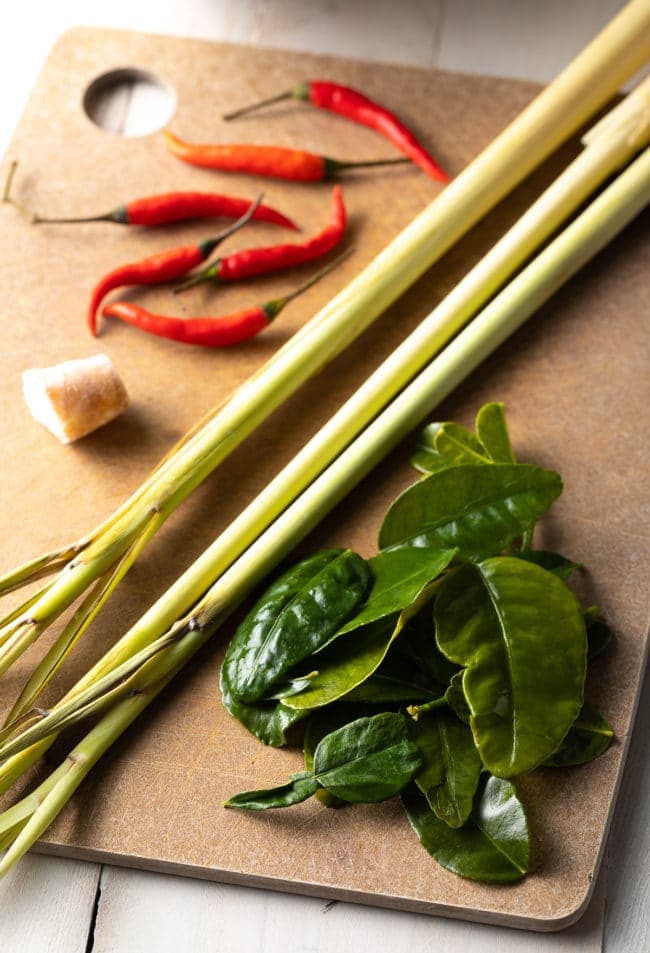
(102, 252, 352, 348)
(88, 196, 262, 335)
(102, 301, 272, 347)
(223, 79, 449, 183)
(164, 130, 408, 181)
(33, 191, 297, 230)
(176, 186, 345, 293)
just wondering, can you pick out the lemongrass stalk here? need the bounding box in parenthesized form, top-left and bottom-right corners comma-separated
(0, 627, 187, 759)
(0, 545, 82, 598)
(4, 511, 167, 722)
(0, 742, 51, 795)
(1, 1, 648, 687)
(1, 82, 648, 763)
(0, 149, 646, 853)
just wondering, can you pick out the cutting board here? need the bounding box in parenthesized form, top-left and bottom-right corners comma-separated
(0, 27, 648, 932)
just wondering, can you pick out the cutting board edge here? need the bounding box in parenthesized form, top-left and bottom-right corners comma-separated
(51, 23, 543, 94)
(28, 839, 595, 933)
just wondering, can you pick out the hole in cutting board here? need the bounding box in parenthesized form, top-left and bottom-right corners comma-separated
(83, 68, 175, 137)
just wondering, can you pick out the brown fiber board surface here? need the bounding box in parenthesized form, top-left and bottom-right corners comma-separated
(0, 26, 648, 931)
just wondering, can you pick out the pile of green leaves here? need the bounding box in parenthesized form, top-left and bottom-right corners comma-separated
(220, 402, 613, 884)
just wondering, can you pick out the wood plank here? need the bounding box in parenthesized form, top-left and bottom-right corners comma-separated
(603, 665, 650, 951)
(92, 862, 605, 953)
(0, 854, 100, 953)
(437, 0, 626, 81)
(224, 0, 442, 67)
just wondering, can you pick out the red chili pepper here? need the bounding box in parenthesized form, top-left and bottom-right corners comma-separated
(164, 130, 409, 181)
(175, 186, 345, 293)
(102, 251, 352, 348)
(223, 80, 450, 183)
(33, 191, 297, 230)
(88, 195, 262, 335)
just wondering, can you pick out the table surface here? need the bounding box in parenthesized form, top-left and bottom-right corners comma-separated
(0, 2, 647, 951)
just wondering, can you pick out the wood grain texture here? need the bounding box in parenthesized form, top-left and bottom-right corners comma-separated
(437, 0, 626, 81)
(0, 854, 100, 953)
(0, 9, 644, 936)
(604, 664, 650, 952)
(91, 863, 606, 953)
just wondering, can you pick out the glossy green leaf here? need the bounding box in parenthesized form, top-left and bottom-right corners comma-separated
(585, 607, 614, 658)
(410, 418, 491, 475)
(402, 774, 529, 883)
(304, 707, 365, 808)
(434, 422, 492, 466)
(475, 402, 515, 463)
(514, 550, 582, 580)
(281, 615, 400, 711)
(378, 464, 562, 558)
(283, 581, 438, 711)
(222, 549, 371, 704)
(544, 703, 613, 766)
(410, 446, 453, 476)
(333, 546, 457, 639)
(409, 710, 481, 827)
(224, 771, 319, 810)
(435, 557, 586, 777)
(220, 664, 309, 747)
(443, 671, 471, 724)
(304, 708, 367, 772)
(313, 713, 421, 803)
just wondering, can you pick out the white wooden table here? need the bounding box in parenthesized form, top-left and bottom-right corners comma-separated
(0, 2, 647, 950)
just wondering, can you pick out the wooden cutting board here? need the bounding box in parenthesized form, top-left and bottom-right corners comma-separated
(0, 27, 648, 932)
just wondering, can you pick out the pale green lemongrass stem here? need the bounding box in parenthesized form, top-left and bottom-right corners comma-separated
(0, 150, 646, 840)
(0, 825, 25, 852)
(0, 741, 53, 796)
(0, 659, 204, 877)
(0, 625, 188, 759)
(0, 401, 223, 601)
(0, 569, 127, 708)
(0, 545, 82, 598)
(0, 582, 56, 636)
(2, 1, 648, 677)
(0, 421, 244, 672)
(582, 75, 650, 147)
(0, 760, 70, 840)
(4, 512, 167, 725)
(60, 79, 650, 696)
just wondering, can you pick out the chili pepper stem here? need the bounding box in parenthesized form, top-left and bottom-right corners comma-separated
(325, 156, 411, 175)
(2, 161, 31, 220)
(2, 161, 19, 204)
(265, 248, 355, 318)
(222, 89, 295, 121)
(173, 262, 220, 294)
(32, 212, 123, 225)
(198, 192, 264, 257)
